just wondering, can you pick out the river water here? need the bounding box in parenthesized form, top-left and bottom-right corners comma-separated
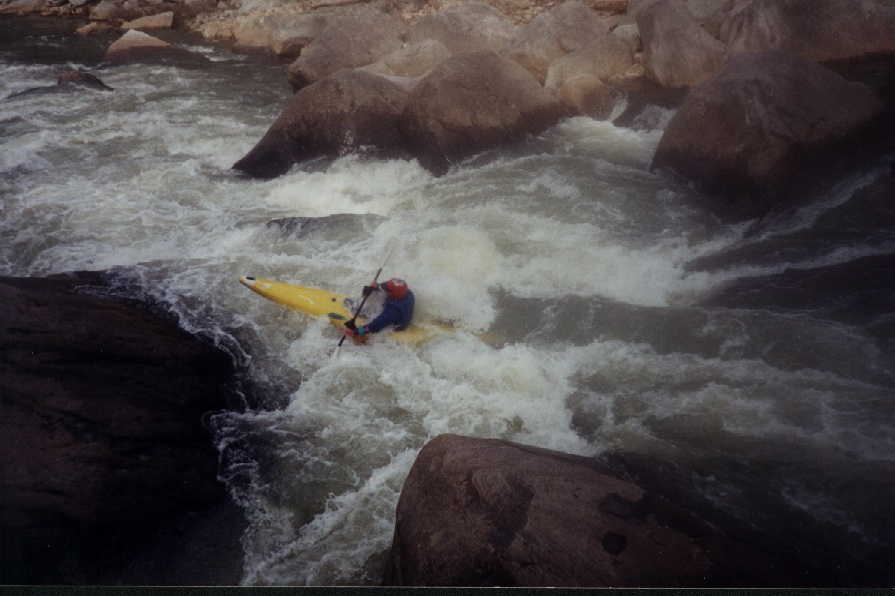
(2, 18, 894, 586)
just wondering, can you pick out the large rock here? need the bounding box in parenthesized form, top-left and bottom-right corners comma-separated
(651, 51, 883, 213)
(122, 11, 174, 30)
(104, 29, 192, 63)
(359, 39, 452, 92)
(405, 1, 517, 56)
(233, 68, 410, 178)
(230, 12, 329, 58)
(286, 10, 405, 91)
(508, 0, 611, 83)
(385, 434, 792, 587)
(637, 0, 727, 88)
(0, 272, 235, 584)
(400, 51, 567, 176)
(545, 35, 635, 117)
(721, 0, 895, 63)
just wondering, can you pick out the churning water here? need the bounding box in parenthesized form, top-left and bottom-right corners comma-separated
(3, 18, 893, 586)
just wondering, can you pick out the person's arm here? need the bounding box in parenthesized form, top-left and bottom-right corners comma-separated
(360, 303, 401, 334)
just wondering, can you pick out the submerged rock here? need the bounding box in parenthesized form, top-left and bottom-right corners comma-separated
(0, 272, 238, 584)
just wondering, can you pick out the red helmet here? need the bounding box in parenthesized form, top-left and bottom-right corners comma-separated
(382, 278, 408, 299)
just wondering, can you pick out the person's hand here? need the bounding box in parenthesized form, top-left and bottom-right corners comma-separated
(362, 283, 377, 297)
(344, 319, 357, 331)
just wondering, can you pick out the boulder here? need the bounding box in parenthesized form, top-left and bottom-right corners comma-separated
(0, 272, 235, 584)
(400, 51, 567, 176)
(405, 1, 517, 56)
(122, 11, 174, 30)
(231, 12, 329, 57)
(233, 68, 410, 179)
(545, 34, 635, 88)
(651, 51, 883, 213)
(721, 0, 895, 63)
(363, 39, 451, 79)
(508, 0, 611, 83)
(385, 434, 791, 587)
(545, 35, 634, 118)
(637, 0, 727, 88)
(286, 10, 405, 91)
(104, 29, 189, 63)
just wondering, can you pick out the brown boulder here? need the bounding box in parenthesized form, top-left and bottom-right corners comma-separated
(122, 11, 174, 30)
(0, 272, 235, 583)
(545, 34, 634, 117)
(385, 434, 782, 587)
(400, 51, 567, 176)
(651, 51, 883, 213)
(508, 0, 610, 83)
(233, 68, 410, 178)
(721, 0, 895, 63)
(405, 1, 517, 56)
(286, 10, 405, 91)
(637, 0, 727, 88)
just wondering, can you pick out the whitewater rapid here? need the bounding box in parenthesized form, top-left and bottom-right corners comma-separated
(3, 22, 893, 585)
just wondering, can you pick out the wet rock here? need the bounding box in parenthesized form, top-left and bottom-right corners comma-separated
(0, 272, 237, 584)
(651, 51, 883, 214)
(4, 70, 113, 100)
(721, 0, 895, 63)
(233, 68, 409, 178)
(400, 51, 566, 176)
(508, 0, 610, 83)
(286, 9, 405, 91)
(56, 69, 114, 90)
(385, 434, 793, 587)
(636, 0, 727, 88)
(405, 1, 517, 56)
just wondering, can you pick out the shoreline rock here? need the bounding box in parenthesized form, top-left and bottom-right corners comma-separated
(0, 272, 242, 584)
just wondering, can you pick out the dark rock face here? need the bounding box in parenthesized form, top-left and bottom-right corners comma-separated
(233, 68, 410, 179)
(400, 51, 567, 176)
(0, 272, 237, 584)
(651, 51, 883, 216)
(385, 434, 795, 587)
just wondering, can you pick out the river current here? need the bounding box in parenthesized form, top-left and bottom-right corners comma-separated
(2, 18, 893, 586)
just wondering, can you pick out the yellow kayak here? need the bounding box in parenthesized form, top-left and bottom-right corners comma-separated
(239, 276, 447, 345)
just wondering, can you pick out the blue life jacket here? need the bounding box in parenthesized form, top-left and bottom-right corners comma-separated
(366, 290, 415, 333)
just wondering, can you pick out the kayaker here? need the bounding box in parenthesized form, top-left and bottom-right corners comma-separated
(343, 278, 414, 343)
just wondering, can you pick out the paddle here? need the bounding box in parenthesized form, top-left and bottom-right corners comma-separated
(335, 247, 394, 353)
